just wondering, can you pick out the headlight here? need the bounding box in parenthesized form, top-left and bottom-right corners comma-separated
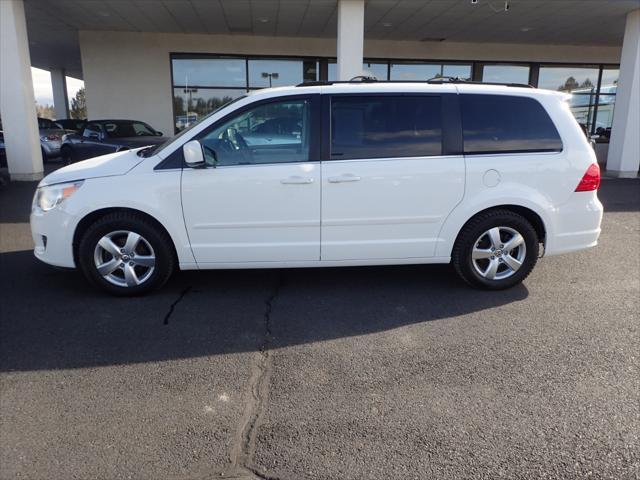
(34, 181, 83, 212)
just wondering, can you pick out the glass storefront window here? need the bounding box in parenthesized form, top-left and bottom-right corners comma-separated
(327, 62, 388, 81)
(390, 63, 441, 81)
(389, 63, 471, 81)
(443, 64, 472, 80)
(172, 88, 245, 131)
(172, 58, 246, 87)
(481, 64, 530, 84)
(248, 59, 304, 88)
(362, 62, 389, 80)
(538, 66, 599, 93)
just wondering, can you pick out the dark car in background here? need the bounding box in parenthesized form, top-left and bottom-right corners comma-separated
(0, 129, 6, 169)
(61, 119, 167, 163)
(55, 118, 86, 132)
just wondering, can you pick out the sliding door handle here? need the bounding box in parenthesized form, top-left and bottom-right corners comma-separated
(327, 174, 361, 183)
(281, 176, 314, 185)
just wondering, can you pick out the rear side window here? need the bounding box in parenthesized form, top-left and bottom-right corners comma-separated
(461, 94, 562, 154)
(331, 95, 442, 159)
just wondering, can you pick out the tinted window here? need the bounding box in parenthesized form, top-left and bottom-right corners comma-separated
(197, 98, 311, 167)
(82, 123, 102, 138)
(101, 121, 156, 138)
(330, 96, 442, 160)
(461, 94, 562, 154)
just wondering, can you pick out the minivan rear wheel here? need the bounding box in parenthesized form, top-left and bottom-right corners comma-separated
(77, 212, 175, 296)
(452, 209, 539, 290)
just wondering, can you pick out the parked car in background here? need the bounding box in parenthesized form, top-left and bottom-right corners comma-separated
(31, 81, 603, 295)
(0, 128, 6, 169)
(61, 119, 167, 163)
(37, 117, 66, 161)
(55, 118, 86, 132)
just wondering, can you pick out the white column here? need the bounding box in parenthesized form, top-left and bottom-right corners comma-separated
(0, 0, 43, 181)
(607, 9, 640, 178)
(51, 68, 69, 120)
(337, 0, 364, 80)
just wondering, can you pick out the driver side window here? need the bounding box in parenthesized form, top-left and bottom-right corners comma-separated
(197, 98, 311, 167)
(83, 123, 102, 139)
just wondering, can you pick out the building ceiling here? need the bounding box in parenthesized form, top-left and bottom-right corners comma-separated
(24, 0, 640, 79)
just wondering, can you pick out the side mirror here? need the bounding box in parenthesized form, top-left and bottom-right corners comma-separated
(88, 132, 100, 140)
(156, 131, 163, 136)
(183, 140, 206, 168)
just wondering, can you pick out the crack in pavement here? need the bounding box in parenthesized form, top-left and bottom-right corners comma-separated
(227, 271, 284, 480)
(163, 286, 192, 325)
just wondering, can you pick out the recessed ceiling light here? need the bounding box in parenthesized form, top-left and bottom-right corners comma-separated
(258, 17, 269, 23)
(520, 26, 533, 32)
(382, 22, 393, 27)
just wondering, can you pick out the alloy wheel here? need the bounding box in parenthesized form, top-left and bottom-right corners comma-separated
(93, 230, 156, 287)
(471, 226, 527, 280)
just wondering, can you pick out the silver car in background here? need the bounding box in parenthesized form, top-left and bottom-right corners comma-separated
(37, 117, 66, 161)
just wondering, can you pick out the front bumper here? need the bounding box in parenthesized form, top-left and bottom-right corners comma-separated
(30, 205, 77, 268)
(41, 140, 61, 157)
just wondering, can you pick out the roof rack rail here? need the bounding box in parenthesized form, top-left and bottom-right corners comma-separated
(296, 77, 534, 88)
(426, 76, 534, 88)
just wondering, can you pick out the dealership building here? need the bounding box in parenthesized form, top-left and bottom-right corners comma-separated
(1, 0, 639, 181)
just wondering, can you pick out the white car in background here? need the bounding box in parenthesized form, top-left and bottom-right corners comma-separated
(30, 80, 603, 295)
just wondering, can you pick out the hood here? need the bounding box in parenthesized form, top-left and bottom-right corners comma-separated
(39, 149, 144, 187)
(109, 136, 169, 148)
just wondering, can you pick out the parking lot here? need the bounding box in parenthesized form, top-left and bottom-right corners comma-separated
(1, 176, 638, 480)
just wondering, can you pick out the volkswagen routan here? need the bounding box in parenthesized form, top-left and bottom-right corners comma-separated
(30, 80, 603, 295)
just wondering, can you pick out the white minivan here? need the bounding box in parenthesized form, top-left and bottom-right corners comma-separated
(30, 80, 603, 295)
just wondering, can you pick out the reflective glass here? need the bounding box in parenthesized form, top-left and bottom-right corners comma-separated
(390, 63, 441, 81)
(595, 99, 615, 134)
(328, 62, 389, 81)
(538, 66, 599, 92)
(197, 99, 311, 166)
(172, 58, 246, 87)
(482, 65, 530, 84)
(248, 59, 304, 87)
(601, 68, 619, 89)
(461, 94, 563, 154)
(173, 88, 245, 131)
(443, 64, 472, 80)
(567, 94, 596, 132)
(362, 62, 389, 80)
(331, 95, 442, 159)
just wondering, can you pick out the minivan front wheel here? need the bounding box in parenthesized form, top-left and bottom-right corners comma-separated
(452, 210, 539, 290)
(77, 212, 175, 295)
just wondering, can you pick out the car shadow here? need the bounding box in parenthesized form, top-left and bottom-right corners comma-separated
(0, 250, 528, 372)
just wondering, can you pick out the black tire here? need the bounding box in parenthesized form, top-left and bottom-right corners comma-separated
(452, 209, 539, 290)
(61, 145, 73, 165)
(77, 212, 176, 296)
(41, 148, 48, 163)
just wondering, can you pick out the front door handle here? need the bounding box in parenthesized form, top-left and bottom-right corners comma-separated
(281, 176, 314, 185)
(327, 174, 361, 183)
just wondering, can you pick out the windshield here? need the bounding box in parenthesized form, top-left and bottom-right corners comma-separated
(38, 118, 60, 129)
(142, 95, 247, 158)
(101, 120, 157, 138)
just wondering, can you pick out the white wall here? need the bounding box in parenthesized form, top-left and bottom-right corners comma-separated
(80, 30, 622, 138)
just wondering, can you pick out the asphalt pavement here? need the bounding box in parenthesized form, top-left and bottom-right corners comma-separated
(1, 176, 638, 480)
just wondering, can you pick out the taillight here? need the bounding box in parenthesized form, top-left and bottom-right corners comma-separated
(575, 163, 600, 192)
(47, 135, 60, 141)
